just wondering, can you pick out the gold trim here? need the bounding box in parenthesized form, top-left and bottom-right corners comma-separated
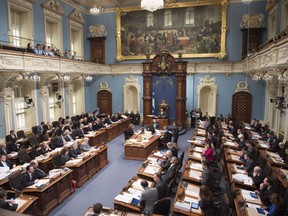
(115, 0, 228, 62)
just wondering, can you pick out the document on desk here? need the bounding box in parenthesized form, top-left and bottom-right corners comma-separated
(232, 173, 253, 185)
(231, 154, 241, 161)
(190, 162, 203, 171)
(241, 189, 262, 204)
(65, 159, 83, 165)
(27, 179, 50, 188)
(174, 201, 191, 212)
(0, 172, 10, 180)
(132, 179, 152, 191)
(114, 193, 132, 204)
(192, 152, 202, 159)
(189, 169, 202, 180)
(153, 151, 164, 158)
(8, 152, 18, 157)
(15, 199, 27, 211)
(127, 188, 142, 199)
(246, 203, 268, 215)
(186, 184, 200, 197)
(144, 166, 160, 175)
(193, 147, 203, 152)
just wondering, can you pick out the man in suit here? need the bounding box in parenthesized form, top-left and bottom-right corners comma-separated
(84, 123, 94, 134)
(69, 142, 81, 159)
(77, 124, 85, 138)
(37, 122, 45, 134)
(5, 130, 18, 144)
(0, 188, 18, 211)
(162, 156, 178, 183)
(30, 160, 47, 179)
(50, 135, 64, 149)
(255, 177, 276, 206)
(252, 166, 265, 189)
(80, 137, 91, 152)
(167, 142, 178, 158)
(0, 154, 14, 169)
(140, 180, 158, 214)
(159, 150, 172, 171)
(160, 126, 171, 147)
(21, 165, 38, 188)
(124, 124, 134, 140)
(268, 135, 280, 152)
(150, 119, 159, 134)
(200, 160, 215, 191)
(153, 173, 168, 199)
(0, 143, 8, 155)
(63, 130, 74, 142)
(159, 108, 167, 119)
(243, 153, 256, 177)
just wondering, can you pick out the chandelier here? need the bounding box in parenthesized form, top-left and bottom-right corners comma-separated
(84, 75, 93, 82)
(30, 73, 41, 82)
(141, 0, 164, 12)
(90, 5, 102, 15)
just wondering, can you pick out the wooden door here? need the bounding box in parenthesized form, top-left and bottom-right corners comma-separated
(97, 90, 112, 115)
(232, 91, 252, 123)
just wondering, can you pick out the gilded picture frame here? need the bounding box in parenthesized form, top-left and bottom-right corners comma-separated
(115, 0, 228, 62)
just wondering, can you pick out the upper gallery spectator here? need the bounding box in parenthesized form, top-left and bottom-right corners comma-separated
(34, 44, 43, 55)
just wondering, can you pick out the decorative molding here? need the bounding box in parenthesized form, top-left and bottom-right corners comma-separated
(9, 0, 34, 9)
(240, 13, 265, 29)
(69, 9, 85, 25)
(236, 81, 249, 92)
(88, 25, 107, 38)
(123, 75, 141, 112)
(266, 0, 277, 11)
(99, 81, 110, 91)
(42, 0, 65, 16)
(197, 76, 218, 90)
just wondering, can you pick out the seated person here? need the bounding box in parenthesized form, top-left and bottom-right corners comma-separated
(76, 124, 85, 138)
(80, 137, 91, 152)
(84, 123, 94, 134)
(0, 188, 18, 211)
(199, 185, 216, 216)
(31, 143, 47, 158)
(5, 130, 18, 145)
(124, 124, 134, 140)
(202, 141, 214, 162)
(167, 142, 178, 158)
(200, 160, 215, 192)
(63, 130, 74, 142)
(92, 203, 103, 216)
(159, 150, 172, 171)
(140, 180, 159, 215)
(162, 156, 178, 183)
(37, 129, 50, 143)
(160, 126, 171, 146)
(153, 173, 168, 200)
(268, 193, 284, 216)
(0, 154, 14, 169)
(252, 166, 265, 189)
(30, 160, 47, 179)
(21, 165, 38, 188)
(158, 108, 167, 119)
(149, 119, 159, 134)
(50, 135, 64, 149)
(243, 153, 256, 176)
(255, 177, 276, 207)
(18, 148, 31, 164)
(53, 148, 70, 167)
(0, 143, 8, 155)
(68, 142, 81, 159)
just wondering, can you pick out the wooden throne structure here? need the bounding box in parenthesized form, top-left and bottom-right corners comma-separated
(142, 51, 187, 127)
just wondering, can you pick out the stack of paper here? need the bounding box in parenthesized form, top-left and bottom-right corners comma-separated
(194, 147, 203, 152)
(144, 166, 160, 175)
(174, 201, 191, 212)
(153, 151, 163, 157)
(190, 162, 203, 171)
(0, 172, 10, 180)
(127, 188, 142, 199)
(65, 159, 82, 165)
(186, 184, 200, 197)
(232, 173, 253, 185)
(192, 152, 202, 159)
(114, 193, 132, 204)
(189, 170, 202, 179)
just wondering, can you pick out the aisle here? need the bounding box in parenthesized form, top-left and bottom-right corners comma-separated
(49, 127, 193, 216)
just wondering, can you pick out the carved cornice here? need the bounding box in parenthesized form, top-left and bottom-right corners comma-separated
(240, 13, 265, 29)
(69, 9, 85, 25)
(42, 0, 65, 16)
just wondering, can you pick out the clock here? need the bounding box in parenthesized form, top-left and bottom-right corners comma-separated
(237, 81, 249, 92)
(100, 81, 109, 90)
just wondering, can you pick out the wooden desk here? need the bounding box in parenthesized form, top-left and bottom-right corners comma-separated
(124, 134, 160, 160)
(136, 162, 162, 181)
(145, 116, 168, 130)
(194, 128, 206, 137)
(83, 207, 162, 216)
(64, 146, 108, 187)
(187, 146, 204, 162)
(172, 181, 202, 216)
(85, 129, 107, 147)
(22, 169, 74, 216)
(106, 118, 131, 142)
(16, 194, 38, 214)
(224, 149, 245, 165)
(113, 176, 154, 213)
(36, 156, 54, 174)
(255, 140, 269, 150)
(188, 139, 205, 148)
(222, 140, 240, 150)
(226, 163, 257, 190)
(260, 150, 288, 169)
(181, 160, 202, 185)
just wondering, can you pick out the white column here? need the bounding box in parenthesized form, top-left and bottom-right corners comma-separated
(39, 85, 49, 124)
(0, 87, 15, 134)
(65, 84, 73, 117)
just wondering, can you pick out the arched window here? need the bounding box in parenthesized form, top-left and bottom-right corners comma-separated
(185, 8, 195, 25)
(164, 10, 172, 27)
(147, 13, 154, 27)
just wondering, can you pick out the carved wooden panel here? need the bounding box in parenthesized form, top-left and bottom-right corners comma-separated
(97, 90, 112, 115)
(88, 37, 106, 64)
(232, 91, 252, 123)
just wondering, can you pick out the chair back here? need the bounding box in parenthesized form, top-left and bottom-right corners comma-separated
(176, 151, 185, 172)
(17, 130, 26, 139)
(18, 149, 31, 164)
(154, 197, 171, 215)
(52, 121, 58, 128)
(29, 135, 39, 147)
(8, 170, 23, 191)
(32, 126, 38, 135)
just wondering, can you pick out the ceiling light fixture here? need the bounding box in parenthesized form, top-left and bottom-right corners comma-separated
(141, 0, 164, 12)
(85, 75, 93, 82)
(90, 4, 102, 15)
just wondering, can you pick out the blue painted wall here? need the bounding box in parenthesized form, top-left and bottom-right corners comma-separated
(0, 0, 8, 44)
(0, 102, 4, 138)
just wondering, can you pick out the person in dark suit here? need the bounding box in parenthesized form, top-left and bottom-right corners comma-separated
(30, 160, 47, 179)
(51, 135, 64, 149)
(0, 154, 14, 169)
(153, 173, 168, 199)
(252, 166, 265, 189)
(0, 143, 8, 155)
(200, 160, 215, 192)
(31, 143, 47, 158)
(150, 119, 159, 134)
(160, 126, 172, 147)
(54, 124, 65, 136)
(124, 124, 134, 140)
(63, 130, 74, 142)
(162, 156, 178, 183)
(269, 135, 280, 152)
(140, 180, 159, 214)
(256, 177, 276, 207)
(0, 188, 18, 211)
(69, 142, 81, 159)
(170, 122, 179, 144)
(5, 130, 18, 144)
(199, 185, 216, 216)
(167, 142, 178, 158)
(105, 115, 113, 125)
(243, 153, 256, 177)
(37, 129, 50, 143)
(84, 123, 94, 134)
(158, 108, 167, 119)
(159, 150, 172, 172)
(53, 148, 70, 167)
(21, 165, 38, 188)
(37, 122, 45, 134)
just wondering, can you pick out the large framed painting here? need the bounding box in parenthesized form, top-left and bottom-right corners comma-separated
(115, 0, 228, 61)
